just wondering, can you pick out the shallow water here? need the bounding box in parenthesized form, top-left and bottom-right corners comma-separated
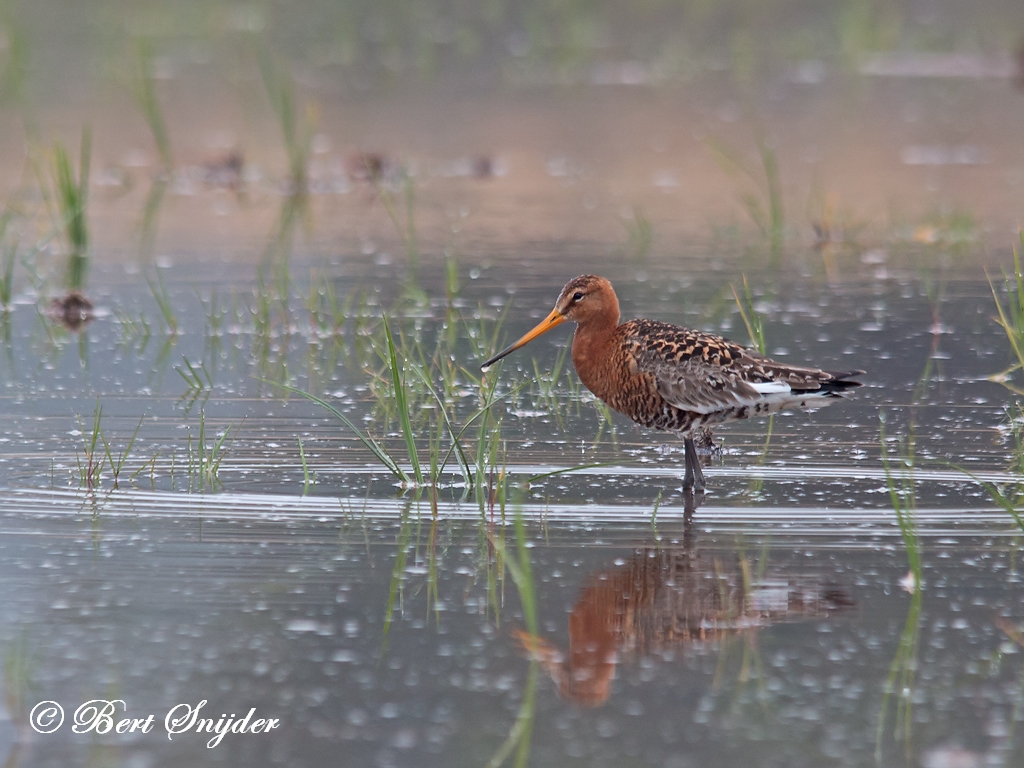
(0, 490, 1021, 768)
(2, 2, 1024, 766)
(1, 249, 1023, 768)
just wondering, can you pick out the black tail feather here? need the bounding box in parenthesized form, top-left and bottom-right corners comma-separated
(819, 369, 864, 394)
(789, 370, 864, 395)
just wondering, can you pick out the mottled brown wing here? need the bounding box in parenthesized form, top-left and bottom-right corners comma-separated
(625, 320, 836, 415)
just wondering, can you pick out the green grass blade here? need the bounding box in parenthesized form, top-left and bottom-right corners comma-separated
(268, 380, 407, 483)
(383, 315, 422, 485)
(408, 361, 473, 485)
(525, 462, 617, 485)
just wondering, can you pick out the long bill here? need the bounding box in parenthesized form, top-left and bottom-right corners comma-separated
(480, 307, 568, 372)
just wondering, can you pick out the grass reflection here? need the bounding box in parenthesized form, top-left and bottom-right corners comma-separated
(997, 618, 1024, 757)
(382, 500, 414, 650)
(4, 633, 33, 743)
(876, 413, 923, 762)
(732, 275, 772, 499)
(487, 510, 538, 768)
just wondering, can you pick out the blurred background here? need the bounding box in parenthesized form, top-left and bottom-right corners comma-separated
(0, 0, 1021, 260)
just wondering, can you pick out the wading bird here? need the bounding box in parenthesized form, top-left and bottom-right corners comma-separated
(481, 275, 862, 495)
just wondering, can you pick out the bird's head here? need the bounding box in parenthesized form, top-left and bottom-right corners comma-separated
(551, 274, 618, 325)
(481, 274, 619, 372)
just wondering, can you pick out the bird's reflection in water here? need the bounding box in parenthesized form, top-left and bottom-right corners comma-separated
(517, 523, 853, 707)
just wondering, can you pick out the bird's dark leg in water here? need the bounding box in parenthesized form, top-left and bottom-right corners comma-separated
(683, 487, 704, 519)
(682, 437, 706, 493)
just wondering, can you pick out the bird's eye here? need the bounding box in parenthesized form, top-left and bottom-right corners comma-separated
(572, 291, 584, 302)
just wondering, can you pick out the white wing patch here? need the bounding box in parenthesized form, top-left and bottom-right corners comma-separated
(750, 381, 791, 395)
(657, 375, 831, 416)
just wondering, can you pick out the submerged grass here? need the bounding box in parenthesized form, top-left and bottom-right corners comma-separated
(115, 309, 152, 352)
(996, 617, 1024, 756)
(137, 177, 168, 263)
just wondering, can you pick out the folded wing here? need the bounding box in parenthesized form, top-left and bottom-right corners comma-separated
(625, 319, 860, 415)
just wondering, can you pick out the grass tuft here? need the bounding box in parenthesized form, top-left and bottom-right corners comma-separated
(47, 128, 91, 290)
(147, 270, 178, 334)
(186, 409, 238, 492)
(383, 315, 422, 485)
(967, 405, 1024, 533)
(74, 401, 104, 491)
(101, 415, 144, 490)
(72, 404, 149, 492)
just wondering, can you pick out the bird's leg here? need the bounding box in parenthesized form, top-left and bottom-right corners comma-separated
(682, 442, 694, 491)
(683, 437, 707, 493)
(683, 487, 704, 520)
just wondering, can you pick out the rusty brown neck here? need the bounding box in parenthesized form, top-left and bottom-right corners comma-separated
(570, 303, 621, 401)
